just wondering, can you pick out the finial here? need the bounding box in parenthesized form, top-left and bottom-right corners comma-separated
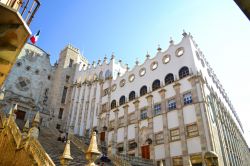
(97, 59, 101, 65)
(13, 104, 18, 112)
(118, 59, 122, 63)
(182, 29, 187, 37)
(92, 61, 96, 66)
(146, 51, 150, 59)
(87, 63, 90, 68)
(33, 111, 40, 124)
(85, 131, 101, 166)
(23, 119, 30, 133)
(126, 64, 129, 71)
(111, 52, 115, 60)
(60, 140, 73, 166)
(169, 37, 174, 45)
(157, 44, 162, 52)
(135, 58, 139, 65)
(104, 55, 107, 63)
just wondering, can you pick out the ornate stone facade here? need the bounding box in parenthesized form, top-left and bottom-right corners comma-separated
(1, 32, 249, 166)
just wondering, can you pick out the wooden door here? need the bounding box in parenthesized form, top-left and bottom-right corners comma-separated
(141, 145, 150, 159)
(15, 110, 26, 120)
(100, 132, 105, 142)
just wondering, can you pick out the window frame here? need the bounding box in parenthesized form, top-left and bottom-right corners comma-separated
(183, 92, 192, 105)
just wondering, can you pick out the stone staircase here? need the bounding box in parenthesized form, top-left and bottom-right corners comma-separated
(39, 127, 88, 166)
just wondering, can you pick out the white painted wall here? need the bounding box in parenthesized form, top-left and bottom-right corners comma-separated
(187, 137, 202, 154)
(128, 124, 135, 140)
(170, 141, 182, 157)
(154, 144, 165, 160)
(168, 110, 179, 129)
(117, 127, 124, 143)
(183, 105, 197, 124)
(153, 115, 163, 133)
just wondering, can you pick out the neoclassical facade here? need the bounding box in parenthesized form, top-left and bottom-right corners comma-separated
(66, 32, 249, 166)
(1, 32, 249, 166)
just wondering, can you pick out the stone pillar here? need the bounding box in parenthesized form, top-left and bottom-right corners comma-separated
(123, 104, 129, 153)
(146, 94, 155, 160)
(113, 109, 119, 154)
(173, 83, 191, 166)
(133, 100, 140, 156)
(97, 80, 104, 141)
(188, 76, 208, 165)
(158, 89, 171, 165)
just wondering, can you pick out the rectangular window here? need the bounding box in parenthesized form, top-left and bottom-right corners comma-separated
(153, 103, 161, 116)
(170, 128, 180, 141)
(56, 124, 61, 129)
(69, 59, 74, 67)
(128, 141, 137, 150)
(66, 75, 70, 83)
(187, 123, 199, 137)
(173, 157, 183, 166)
(140, 108, 147, 120)
(61, 86, 68, 103)
(58, 108, 64, 119)
(168, 99, 176, 110)
(183, 92, 192, 105)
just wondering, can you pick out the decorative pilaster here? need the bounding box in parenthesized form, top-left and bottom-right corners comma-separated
(133, 100, 140, 156)
(123, 104, 129, 153)
(113, 109, 119, 154)
(158, 89, 171, 165)
(145, 94, 155, 160)
(173, 83, 191, 166)
(188, 76, 208, 164)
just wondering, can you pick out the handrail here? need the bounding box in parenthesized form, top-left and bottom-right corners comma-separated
(0, 0, 40, 26)
(108, 154, 132, 166)
(0, 111, 55, 166)
(26, 137, 55, 166)
(118, 154, 154, 166)
(68, 133, 87, 153)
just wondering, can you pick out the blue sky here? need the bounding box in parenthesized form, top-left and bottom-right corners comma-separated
(30, 0, 250, 145)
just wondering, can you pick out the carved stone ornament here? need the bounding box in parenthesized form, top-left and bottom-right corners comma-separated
(15, 77, 31, 91)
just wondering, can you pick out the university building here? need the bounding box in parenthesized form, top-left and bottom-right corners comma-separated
(0, 32, 249, 166)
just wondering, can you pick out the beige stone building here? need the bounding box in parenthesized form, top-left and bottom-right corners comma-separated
(1, 32, 249, 166)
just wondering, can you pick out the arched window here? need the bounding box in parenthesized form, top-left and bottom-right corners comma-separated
(179, 66, 189, 79)
(111, 100, 116, 109)
(129, 91, 136, 101)
(99, 71, 103, 79)
(140, 86, 147, 96)
(152, 79, 161, 91)
(105, 70, 112, 79)
(119, 96, 126, 105)
(165, 73, 174, 85)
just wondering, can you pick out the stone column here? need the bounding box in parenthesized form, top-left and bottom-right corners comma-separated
(173, 83, 191, 166)
(146, 94, 155, 160)
(97, 80, 104, 141)
(158, 89, 171, 165)
(133, 100, 140, 156)
(123, 104, 129, 153)
(113, 109, 119, 154)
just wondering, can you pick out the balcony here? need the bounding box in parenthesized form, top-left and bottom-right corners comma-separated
(0, 0, 40, 86)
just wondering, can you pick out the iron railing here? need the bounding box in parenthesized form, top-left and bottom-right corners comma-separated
(1, 0, 40, 25)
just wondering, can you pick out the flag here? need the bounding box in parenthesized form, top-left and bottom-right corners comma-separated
(30, 30, 40, 44)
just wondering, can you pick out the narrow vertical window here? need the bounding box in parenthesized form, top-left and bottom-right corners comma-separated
(58, 108, 64, 119)
(61, 86, 68, 103)
(69, 59, 74, 67)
